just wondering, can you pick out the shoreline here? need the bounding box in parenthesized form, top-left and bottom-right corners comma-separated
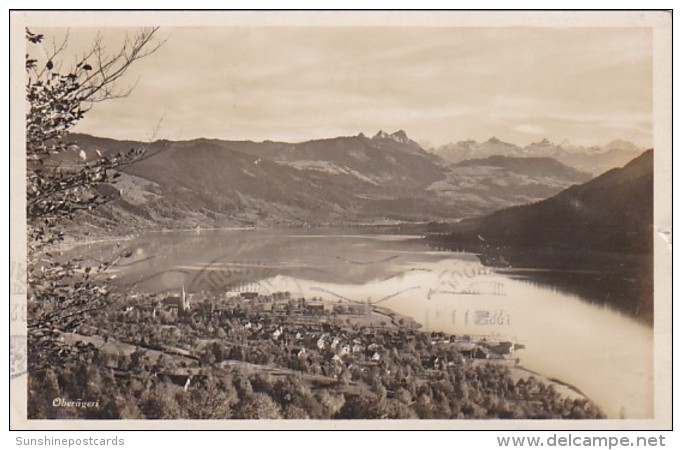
(64, 220, 439, 245)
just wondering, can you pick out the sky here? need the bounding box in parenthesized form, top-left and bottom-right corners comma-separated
(55, 26, 652, 148)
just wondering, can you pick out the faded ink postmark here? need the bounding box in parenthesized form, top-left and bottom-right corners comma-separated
(429, 263, 507, 298)
(10, 335, 27, 379)
(11, 260, 26, 295)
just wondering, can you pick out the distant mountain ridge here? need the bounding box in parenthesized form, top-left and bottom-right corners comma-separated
(434, 137, 644, 176)
(65, 131, 593, 233)
(426, 154, 592, 215)
(475, 149, 653, 253)
(454, 155, 590, 181)
(372, 129, 420, 147)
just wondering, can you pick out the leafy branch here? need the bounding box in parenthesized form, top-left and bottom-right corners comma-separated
(25, 27, 164, 373)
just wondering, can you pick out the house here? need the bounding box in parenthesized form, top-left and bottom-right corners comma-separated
(162, 296, 181, 309)
(457, 343, 477, 359)
(272, 327, 283, 340)
(163, 374, 191, 389)
(431, 332, 450, 344)
(305, 303, 326, 315)
(472, 346, 491, 360)
(162, 286, 190, 311)
(430, 356, 441, 369)
(487, 341, 515, 356)
(160, 372, 207, 390)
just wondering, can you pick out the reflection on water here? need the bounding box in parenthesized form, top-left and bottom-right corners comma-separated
(71, 228, 653, 419)
(73, 229, 449, 294)
(505, 268, 652, 324)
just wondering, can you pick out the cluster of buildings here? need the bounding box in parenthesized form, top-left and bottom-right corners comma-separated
(117, 289, 518, 378)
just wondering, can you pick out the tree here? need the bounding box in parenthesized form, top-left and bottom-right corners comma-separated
(371, 377, 387, 402)
(141, 383, 184, 419)
(335, 393, 381, 419)
(315, 390, 345, 418)
(381, 399, 417, 419)
(282, 404, 309, 419)
(25, 27, 163, 374)
(232, 372, 253, 400)
(185, 378, 233, 419)
(101, 396, 145, 420)
(232, 392, 282, 419)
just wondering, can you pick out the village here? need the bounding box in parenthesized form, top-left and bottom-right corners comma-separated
(48, 285, 606, 420)
(80, 287, 518, 385)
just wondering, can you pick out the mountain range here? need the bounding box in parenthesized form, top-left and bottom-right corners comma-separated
(433, 137, 643, 176)
(474, 150, 653, 253)
(65, 131, 597, 233)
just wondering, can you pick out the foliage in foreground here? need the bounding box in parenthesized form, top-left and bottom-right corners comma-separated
(28, 356, 603, 420)
(25, 27, 162, 373)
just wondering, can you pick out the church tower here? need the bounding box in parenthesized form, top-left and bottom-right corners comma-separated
(181, 285, 190, 311)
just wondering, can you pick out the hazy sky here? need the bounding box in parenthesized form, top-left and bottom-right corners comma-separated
(61, 26, 652, 147)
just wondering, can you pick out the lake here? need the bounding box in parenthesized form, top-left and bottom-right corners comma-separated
(72, 228, 653, 419)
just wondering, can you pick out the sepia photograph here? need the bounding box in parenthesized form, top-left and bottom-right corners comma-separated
(9, 10, 672, 430)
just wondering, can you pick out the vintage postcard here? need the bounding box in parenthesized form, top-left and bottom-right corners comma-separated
(9, 10, 672, 430)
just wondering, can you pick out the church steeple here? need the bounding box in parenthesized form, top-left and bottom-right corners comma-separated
(181, 285, 190, 311)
